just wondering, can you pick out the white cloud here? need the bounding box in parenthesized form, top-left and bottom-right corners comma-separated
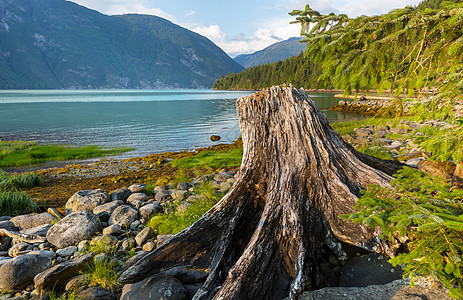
(184, 10, 195, 17)
(72, 0, 175, 20)
(282, 0, 421, 17)
(189, 17, 301, 57)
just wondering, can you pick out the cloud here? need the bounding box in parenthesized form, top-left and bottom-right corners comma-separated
(72, 0, 175, 20)
(189, 16, 301, 57)
(282, 0, 421, 17)
(184, 10, 195, 17)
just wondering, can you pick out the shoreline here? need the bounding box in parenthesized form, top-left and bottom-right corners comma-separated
(21, 140, 243, 213)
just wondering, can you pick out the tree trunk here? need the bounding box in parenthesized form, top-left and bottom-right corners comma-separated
(119, 86, 404, 299)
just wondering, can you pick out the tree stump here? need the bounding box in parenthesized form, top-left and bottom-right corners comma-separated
(119, 86, 404, 299)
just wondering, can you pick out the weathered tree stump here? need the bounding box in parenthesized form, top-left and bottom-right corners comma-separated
(119, 86, 404, 299)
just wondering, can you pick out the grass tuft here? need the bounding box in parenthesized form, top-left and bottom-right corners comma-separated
(171, 148, 243, 170)
(147, 181, 221, 235)
(0, 191, 37, 216)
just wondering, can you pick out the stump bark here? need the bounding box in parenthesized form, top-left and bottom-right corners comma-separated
(119, 86, 404, 299)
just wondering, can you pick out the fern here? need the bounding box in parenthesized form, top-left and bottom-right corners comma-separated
(343, 167, 463, 298)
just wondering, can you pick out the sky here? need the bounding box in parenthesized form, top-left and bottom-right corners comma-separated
(71, 0, 423, 57)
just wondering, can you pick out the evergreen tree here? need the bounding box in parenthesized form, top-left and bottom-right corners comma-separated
(290, 2, 463, 100)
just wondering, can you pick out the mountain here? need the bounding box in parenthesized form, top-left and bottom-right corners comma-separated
(233, 37, 306, 69)
(0, 0, 244, 89)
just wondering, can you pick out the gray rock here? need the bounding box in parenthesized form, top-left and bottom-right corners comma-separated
(34, 252, 93, 292)
(177, 182, 191, 190)
(109, 205, 139, 226)
(128, 200, 145, 209)
(91, 234, 118, 247)
(127, 193, 150, 203)
(10, 212, 58, 230)
(355, 128, 374, 137)
(129, 220, 141, 230)
(156, 234, 174, 248)
(46, 211, 102, 249)
(96, 211, 111, 222)
(8, 242, 29, 257)
(128, 184, 147, 193)
(20, 224, 52, 237)
(65, 189, 110, 214)
(0, 237, 11, 251)
(0, 251, 53, 291)
(139, 202, 163, 220)
(171, 190, 190, 201)
(103, 224, 122, 236)
(339, 253, 402, 287)
(160, 266, 208, 284)
(155, 190, 171, 202)
(0, 221, 18, 231)
(64, 274, 86, 291)
(405, 157, 425, 167)
(0, 257, 11, 267)
(121, 238, 136, 251)
(93, 200, 123, 216)
(110, 188, 132, 202)
(298, 279, 452, 300)
(135, 227, 155, 246)
(121, 275, 187, 300)
(78, 287, 116, 300)
(213, 172, 233, 182)
(177, 202, 192, 213)
(56, 246, 78, 258)
(142, 242, 155, 252)
(125, 251, 149, 269)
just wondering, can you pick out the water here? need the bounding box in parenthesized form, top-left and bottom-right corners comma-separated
(0, 89, 366, 158)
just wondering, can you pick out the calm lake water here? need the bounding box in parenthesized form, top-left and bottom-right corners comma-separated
(0, 89, 366, 158)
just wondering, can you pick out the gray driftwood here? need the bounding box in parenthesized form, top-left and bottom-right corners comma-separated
(0, 228, 46, 244)
(119, 86, 404, 299)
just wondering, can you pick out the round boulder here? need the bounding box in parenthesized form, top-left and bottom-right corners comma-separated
(65, 189, 110, 215)
(109, 205, 139, 226)
(46, 211, 102, 249)
(121, 275, 187, 300)
(0, 251, 53, 291)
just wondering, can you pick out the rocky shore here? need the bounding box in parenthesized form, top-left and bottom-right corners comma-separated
(1, 165, 451, 300)
(1, 113, 460, 299)
(0, 168, 239, 299)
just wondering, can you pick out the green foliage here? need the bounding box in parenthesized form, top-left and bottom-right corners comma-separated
(83, 257, 119, 291)
(147, 181, 221, 235)
(0, 140, 132, 168)
(414, 125, 463, 163)
(356, 145, 394, 160)
(290, 2, 463, 101)
(0, 191, 37, 216)
(343, 167, 463, 298)
(49, 291, 82, 300)
(417, 0, 462, 10)
(171, 148, 243, 170)
(213, 52, 328, 90)
(0, 171, 43, 191)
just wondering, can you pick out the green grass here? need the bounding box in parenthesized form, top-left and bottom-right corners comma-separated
(0, 171, 43, 191)
(147, 181, 221, 235)
(356, 145, 394, 160)
(170, 148, 243, 170)
(49, 291, 82, 300)
(0, 191, 37, 216)
(0, 140, 133, 168)
(83, 257, 119, 291)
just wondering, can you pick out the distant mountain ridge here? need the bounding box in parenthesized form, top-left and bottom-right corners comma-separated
(0, 0, 244, 89)
(234, 37, 306, 69)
